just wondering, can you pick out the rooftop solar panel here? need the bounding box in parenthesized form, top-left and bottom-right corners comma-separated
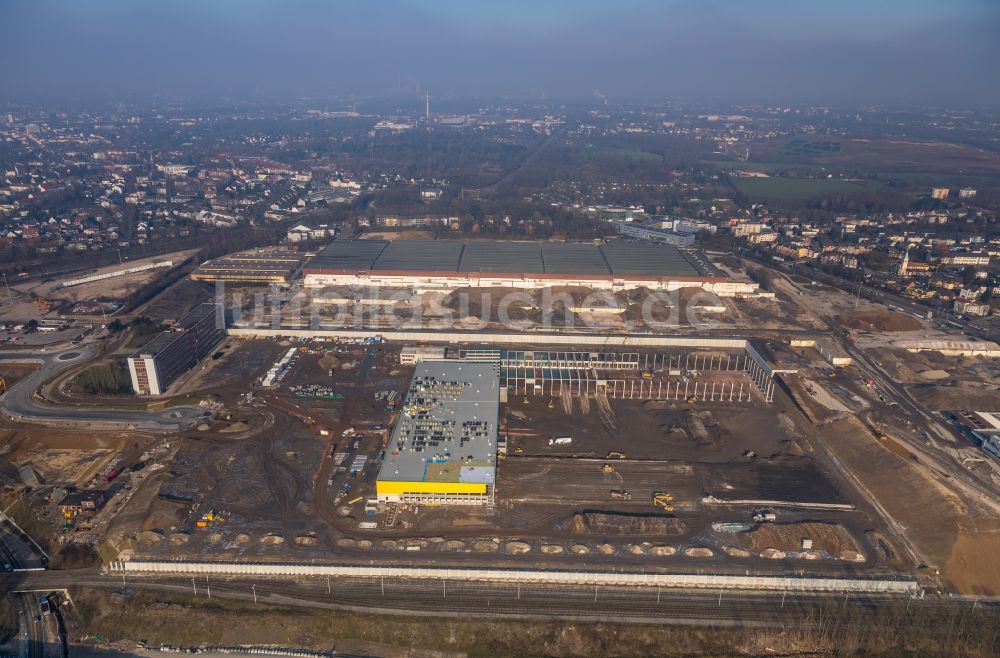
(459, 242, 543, 273)
(307, 239, 713, 280)
(309, 241, 388, 270)
(599, 241, 701, 277)
(373, 240, 464, 271)
(541, 243, 611, 275)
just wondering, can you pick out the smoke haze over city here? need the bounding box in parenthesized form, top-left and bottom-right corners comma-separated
(3, 0, 999, 104)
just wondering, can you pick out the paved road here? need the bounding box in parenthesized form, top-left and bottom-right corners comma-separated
(16, 592, 44, 658)
(0, 345, 208, 431)
(0, 518, 46, 571)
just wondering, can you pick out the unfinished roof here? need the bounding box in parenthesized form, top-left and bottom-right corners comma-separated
(377, 361, 499, 486)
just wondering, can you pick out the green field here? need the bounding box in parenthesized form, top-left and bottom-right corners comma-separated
(583, 146, 662, 162)
(703, 160, 821, 175)
(730, 176, 882, 200)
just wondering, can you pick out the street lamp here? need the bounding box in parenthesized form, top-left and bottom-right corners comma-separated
(1, 272, 12, 306)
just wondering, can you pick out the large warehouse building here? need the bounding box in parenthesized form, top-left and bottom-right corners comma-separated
(191, 250, 304, 285)
(302, 239, 757, 295)
(126, 303, 226, 396)
(376, 360, 499, 506)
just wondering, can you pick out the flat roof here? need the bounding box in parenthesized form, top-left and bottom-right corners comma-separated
(309, 240, 389, 270)
(600, 241, 700, 277)
(459, 241, 542, 273)
(130, 303, 222, 358)
(542, 242, 611, 275)
(176, 302, 222, 330)
(374, 240, 464, 272)
(377, 361, 499, 486)
(307, 240, 712, 279)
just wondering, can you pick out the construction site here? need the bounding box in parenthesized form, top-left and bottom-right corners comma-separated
(4, 244, 1000, 608)
(0, 332, 893, 589)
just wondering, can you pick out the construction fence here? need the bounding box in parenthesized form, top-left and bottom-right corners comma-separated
(108, 560, 919, 595)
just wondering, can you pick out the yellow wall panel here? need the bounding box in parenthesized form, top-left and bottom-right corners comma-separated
(376, 480, 486, 496)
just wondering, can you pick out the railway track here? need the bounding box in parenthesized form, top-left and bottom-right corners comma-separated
(26, 571, 947, 625)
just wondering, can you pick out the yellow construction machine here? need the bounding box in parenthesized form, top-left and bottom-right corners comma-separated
(652, 492, 674, 512)
(607, 450, 627, 460)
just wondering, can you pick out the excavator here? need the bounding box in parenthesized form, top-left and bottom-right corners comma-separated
(0, 377, 6, 395)
(546, 398, 555, 410)
(607, 450, 627, 460)
(601, 463, 615, 474)
(652, 492, 674, 513)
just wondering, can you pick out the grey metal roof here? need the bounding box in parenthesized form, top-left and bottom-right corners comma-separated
(372, 240, 464, 271)
(129, 303, 222, 358)
(176, 303, 223, 329)
(132, 329, 185, 358)
(308, 239, 712, 279)
(459, 241, 543, 273)
(377, 360, 499, 485)
(309, 241, 389, 270)
(542, 242, 611, 275)
(599, 241, 701, 277)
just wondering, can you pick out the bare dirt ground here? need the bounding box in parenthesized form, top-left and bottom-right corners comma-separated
(359, 230, 435, 240)
(812, 415, 1000, 594)
(35, 251, 198, 304)
(505, 397, 784, 463)
(0, 363, 39, 387)
(735, 521, 862, 557)
(944, 517, 1000, 596)
(837, 310, 923, 333)
(909, 383, 1000, 411)
(873, 348, 1000, 385)
(0, 429, 133, 487)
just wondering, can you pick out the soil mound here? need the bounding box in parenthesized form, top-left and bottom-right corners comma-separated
(918, 369, 949, 381)
(572, 511, 685, 536)
(741, 522, 860, 556)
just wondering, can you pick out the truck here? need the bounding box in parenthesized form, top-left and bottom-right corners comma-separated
(549, 436, 572, 446)
(104, 468, 121, 482)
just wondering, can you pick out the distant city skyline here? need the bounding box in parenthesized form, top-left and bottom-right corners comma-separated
(1, 0, 999, 105)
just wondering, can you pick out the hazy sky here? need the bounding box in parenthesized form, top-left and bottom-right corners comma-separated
(3, 0, 999, 105)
